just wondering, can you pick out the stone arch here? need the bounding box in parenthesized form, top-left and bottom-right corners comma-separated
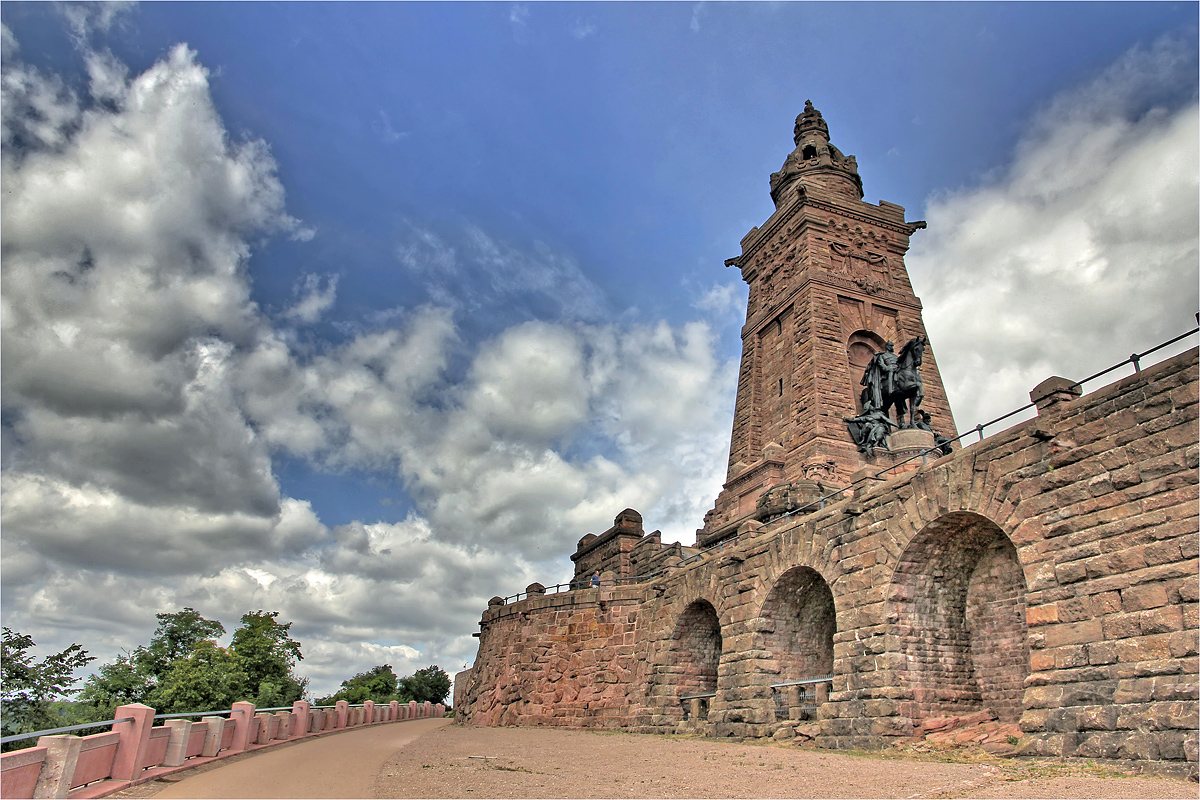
(847, 329, 887, 412)
(756, 566, 837, 721)
(758, 566, 837, 681)
(890, 511, 1030, 724)
(647, 598, 723, 723)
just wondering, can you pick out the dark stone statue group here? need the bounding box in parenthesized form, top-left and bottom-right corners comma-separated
(844, 336, 953, 457)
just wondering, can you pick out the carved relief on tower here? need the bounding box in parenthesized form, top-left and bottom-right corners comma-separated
(828, 222, 893, 294)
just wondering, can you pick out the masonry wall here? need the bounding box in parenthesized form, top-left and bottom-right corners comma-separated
(460, 348, 1199, 764)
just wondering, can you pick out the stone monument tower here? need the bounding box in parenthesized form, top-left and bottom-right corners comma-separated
(699, 102, 956, 545)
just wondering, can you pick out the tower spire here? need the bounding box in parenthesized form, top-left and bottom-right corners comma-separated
(770, 100, 863, 206)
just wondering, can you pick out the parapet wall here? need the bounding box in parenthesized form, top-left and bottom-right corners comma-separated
(459, 348, 1198, 764)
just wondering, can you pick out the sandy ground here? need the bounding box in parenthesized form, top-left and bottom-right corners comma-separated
(374, 725, 1196, 800)
(118, 721, 1196, 799)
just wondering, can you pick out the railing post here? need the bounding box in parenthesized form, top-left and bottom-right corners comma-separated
(408, 700, 417, 719)
(200, 716, 225, 757)
(110, 703, 155, 782)
(228, 702, 256, 752)
(291, 701, 310, 739)
(390, 700, 400, 721)
(423, 701, 432, 718)
(163, 720, 192, 767)
(32, 735, 81, 799)
(364, 700, 375, 725)
(273, 711, 290, 740)
(335, 700, 349, 729)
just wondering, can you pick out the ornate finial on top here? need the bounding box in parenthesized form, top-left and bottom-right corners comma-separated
(794, 100, 829, 145)
(771, 101, 863, 205)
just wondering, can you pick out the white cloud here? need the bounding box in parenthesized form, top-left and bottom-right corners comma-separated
(570, 18, 597, 40)
(909, 37, 1199, 431)
(0, 31, 738, 698)
(284, 273, 339, 324)
(372, 109, 409, 144)
(690, 3, 706, 33)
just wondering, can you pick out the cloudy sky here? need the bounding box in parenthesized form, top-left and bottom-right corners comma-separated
(2, 2, 1196, 698)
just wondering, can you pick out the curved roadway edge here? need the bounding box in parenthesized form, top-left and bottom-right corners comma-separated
(106, 718, 451, 800)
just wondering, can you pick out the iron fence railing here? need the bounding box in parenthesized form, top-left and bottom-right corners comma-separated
(0, 718, 135, 745)
(484, 323, 1198, 603)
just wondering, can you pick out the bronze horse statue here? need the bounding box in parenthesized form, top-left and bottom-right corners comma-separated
(859, 335, 926, 428)
(885, 335, 926, 427)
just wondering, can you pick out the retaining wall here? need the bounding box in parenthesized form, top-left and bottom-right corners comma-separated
(457, 348, 1198, 765)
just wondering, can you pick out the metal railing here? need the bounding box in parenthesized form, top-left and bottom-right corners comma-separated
(490, 323, 1198, 600)
(0, 718, 135, 745)
(0, 702, 382, 746)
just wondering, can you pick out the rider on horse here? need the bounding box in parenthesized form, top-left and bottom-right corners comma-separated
(860, 341, 898, 413)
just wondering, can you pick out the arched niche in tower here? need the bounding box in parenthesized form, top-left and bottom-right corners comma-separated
(660, 599, 723, 721)
(846, 330, 887, 413)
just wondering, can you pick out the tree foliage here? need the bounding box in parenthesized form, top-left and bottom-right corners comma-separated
(229, 611, 306, 708)
(315, 664, 399, 706)
(149, 640, 248, 714)
(136, 608, 225, 682)
(399, 665, 451, 704)
(1, 628, 94, 750)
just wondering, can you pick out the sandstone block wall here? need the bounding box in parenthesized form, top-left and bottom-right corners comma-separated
(459, 349, 1198, 764)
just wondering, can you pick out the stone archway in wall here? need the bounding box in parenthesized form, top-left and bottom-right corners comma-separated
(661, 599, 723, 721)
(891, 512, 1031, 724)
(847, 330, 887, 413)
(757, 566, 836, 720)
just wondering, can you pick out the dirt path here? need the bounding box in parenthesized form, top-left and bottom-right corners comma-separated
(148, 718, 451, 799)
(375, 725, 1196, 800)
(122, 722, 1195, 799)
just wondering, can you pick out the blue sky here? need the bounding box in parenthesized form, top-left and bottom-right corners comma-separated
(2, 2, 1197, 695)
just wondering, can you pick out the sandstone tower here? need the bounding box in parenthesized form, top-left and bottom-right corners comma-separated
(699, 102, 956, 545)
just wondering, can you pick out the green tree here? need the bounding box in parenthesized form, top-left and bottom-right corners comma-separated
(229, 611, 306, 708)
(316, 665, 399, 706)
(149, 640, 249, 713)
(136, 608, 226, 682)
(1, 628, 94, 751)
(76, 652, 153, 720)
(398, 665, 451, 704)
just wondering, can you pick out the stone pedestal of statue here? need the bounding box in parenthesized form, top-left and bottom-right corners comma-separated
(884, 428, 937, 475)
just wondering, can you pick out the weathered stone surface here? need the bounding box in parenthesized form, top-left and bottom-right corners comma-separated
(456, 104, 1198, 767)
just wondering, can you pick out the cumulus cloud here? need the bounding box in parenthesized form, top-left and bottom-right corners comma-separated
(909, 36, 1199, 431)
(283, 273, 339, 324)
(0, 30, 736, 696)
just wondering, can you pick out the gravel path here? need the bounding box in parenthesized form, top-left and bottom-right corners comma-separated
(118, 721, 1196, 799)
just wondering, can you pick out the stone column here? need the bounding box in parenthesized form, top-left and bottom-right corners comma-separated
(335, 700, 349, 729)
(109, 703, 156, 781)
(200, 717, 226, 757)
(390, 700, 400, 721)
(273, 711, 291, 740)
(32, 735, 81, 799)
(364, 701, 375, 724)
(163, 720, 192, 767)
(228, 702, 257, 753)
(290, 701, 310, 739)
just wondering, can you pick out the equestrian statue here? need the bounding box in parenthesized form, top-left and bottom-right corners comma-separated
(845, 335, 932, 456)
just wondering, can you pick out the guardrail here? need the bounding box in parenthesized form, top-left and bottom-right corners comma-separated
(486, 323, 1198, 602)
(0, 699, 445, 799)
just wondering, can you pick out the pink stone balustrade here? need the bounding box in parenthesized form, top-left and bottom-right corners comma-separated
(0, 700, 445, 799)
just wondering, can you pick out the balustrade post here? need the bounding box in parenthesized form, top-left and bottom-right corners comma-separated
(291, 701, 310, 739)
(201, 716, 226, 757)
(110, 703, 156, 781)
(408, 700, 417, 719)
(335, 700, 349, 728)
(163, 720, 192, 767)
(364, 700, 375, 724)
(32, 735, 81, 799)
(390, 700, 400, 721)
(228, 702, 256, 752)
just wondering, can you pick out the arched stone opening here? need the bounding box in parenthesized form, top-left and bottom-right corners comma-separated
(663, 600, 722, 721)
(892, 512, 1030, 723)
(758, 566, 836, 720)
(847, 330, 887, 413)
